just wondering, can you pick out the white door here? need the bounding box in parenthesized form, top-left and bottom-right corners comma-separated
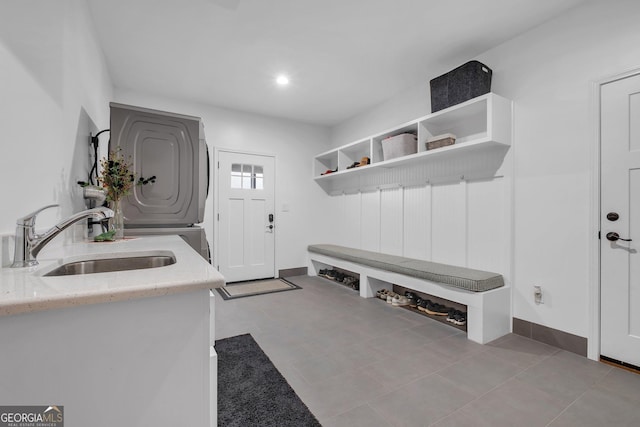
(600, 73, 640, 367)
(217, 151, 275, 283)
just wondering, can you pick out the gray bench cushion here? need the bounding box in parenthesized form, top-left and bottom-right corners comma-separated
(308, 244, 504, 292)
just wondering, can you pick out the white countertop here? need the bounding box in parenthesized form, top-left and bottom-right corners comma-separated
(0, 235, 225, 316)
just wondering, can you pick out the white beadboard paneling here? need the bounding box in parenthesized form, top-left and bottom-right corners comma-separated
(326, 194, 348, 247)
(343, 192, 361, 248)
(431, 181, 467, 266)
(380, 187, 403, 255)
(467, 178, 506, 275)
(360, 190, 380, 251)
(403, 185, 431, 259)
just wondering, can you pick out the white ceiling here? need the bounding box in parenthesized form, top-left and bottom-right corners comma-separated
(87, 0, 586, 126)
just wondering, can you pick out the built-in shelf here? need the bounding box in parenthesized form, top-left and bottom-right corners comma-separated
(313, 93, 512, 193)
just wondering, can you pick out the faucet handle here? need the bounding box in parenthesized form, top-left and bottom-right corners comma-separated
(17, 204, 59, 227)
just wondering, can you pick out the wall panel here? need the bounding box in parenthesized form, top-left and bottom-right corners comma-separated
(360, 190, 380, 251)
(467, 178, 507, 274)
(403, 185, 431, 259)
(431, 182, 467, 267)
(380, 188, 403, 255)
(343, 193, 361, 248)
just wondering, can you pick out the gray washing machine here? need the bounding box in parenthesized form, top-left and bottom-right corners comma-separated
(110, 103, 210, 262)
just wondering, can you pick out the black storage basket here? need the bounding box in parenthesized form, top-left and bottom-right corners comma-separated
(430, 61, 492, 113)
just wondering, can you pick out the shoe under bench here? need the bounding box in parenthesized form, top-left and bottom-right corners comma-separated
(307, 245, 511, 345)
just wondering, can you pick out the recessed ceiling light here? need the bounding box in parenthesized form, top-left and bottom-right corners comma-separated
(276, 75, 289, 86)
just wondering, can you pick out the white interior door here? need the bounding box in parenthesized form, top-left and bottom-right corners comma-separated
(217, 151, 275, 283)
(600, 72, 640, 367)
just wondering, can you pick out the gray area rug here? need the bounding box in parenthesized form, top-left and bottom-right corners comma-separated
(216, 278, 301, 300)
(216, 333, 321, 427)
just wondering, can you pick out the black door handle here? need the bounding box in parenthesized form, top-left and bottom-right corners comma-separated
(606, 232, 632, 242)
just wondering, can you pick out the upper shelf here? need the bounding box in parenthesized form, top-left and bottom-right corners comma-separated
(313, 93, 512, 192)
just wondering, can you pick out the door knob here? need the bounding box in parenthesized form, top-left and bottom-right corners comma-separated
(606, 232, 632, 242)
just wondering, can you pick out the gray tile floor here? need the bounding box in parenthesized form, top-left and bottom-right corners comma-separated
(216, 275, 640, 427)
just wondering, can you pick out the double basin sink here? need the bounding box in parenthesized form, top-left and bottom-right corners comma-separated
(43, 251, 176, 277)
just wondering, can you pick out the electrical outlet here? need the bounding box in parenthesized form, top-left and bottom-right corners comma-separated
(534, 285, 544, 305)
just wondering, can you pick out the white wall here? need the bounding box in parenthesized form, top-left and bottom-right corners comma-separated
(0, 0, 113, 261)
(329, 0, 640, 339)
(113, 89, 332, 273)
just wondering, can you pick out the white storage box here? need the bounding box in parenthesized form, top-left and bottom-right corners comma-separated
(382, 133, 417, 160)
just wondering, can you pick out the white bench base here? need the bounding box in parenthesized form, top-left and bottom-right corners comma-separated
(308, 252, 511, 344)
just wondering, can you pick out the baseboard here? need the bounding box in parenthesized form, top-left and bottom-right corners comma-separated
(278, 267, 307, 278)
(513, 318, 587, 357)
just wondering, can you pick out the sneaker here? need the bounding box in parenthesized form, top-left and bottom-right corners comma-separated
(357, 156, 370, 167)
(392, 295, 410, 307)
(418, 299, 431, 312)
(346, 161, 360, 169)
(425, 301, 449, 316)
(446, 308, 457, 324)
(405, 292, 417, 308)
(452, 310, 467, 326)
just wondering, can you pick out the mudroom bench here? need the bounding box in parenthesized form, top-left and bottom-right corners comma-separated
(307, 244, 510, 344)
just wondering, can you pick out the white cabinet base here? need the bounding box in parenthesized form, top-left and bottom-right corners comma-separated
(0, 290, 211, 427)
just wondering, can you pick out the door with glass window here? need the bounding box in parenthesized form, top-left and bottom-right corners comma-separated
(217, 151, 275, 282)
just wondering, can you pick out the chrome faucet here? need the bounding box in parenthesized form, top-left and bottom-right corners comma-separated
(11, 204, 114, 268)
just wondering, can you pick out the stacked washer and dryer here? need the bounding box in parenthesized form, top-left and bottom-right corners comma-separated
(109, 103, 211, 262)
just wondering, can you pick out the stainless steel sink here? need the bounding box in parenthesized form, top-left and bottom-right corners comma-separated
(44, 253, 176, 276)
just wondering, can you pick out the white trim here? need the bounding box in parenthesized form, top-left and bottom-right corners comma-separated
(213, 147, 277, 277)
(589, 67, 640, 361)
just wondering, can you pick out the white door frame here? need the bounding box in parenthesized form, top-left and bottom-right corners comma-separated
(213, 147, 277, 277)
(588, 66, 640, 361)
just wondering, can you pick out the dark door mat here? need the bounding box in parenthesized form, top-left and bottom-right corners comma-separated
(216, 333, 321, 427)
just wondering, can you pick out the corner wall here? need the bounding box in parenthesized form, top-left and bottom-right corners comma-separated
(0, 0, 113, 256)
(329, 0, 640, 340)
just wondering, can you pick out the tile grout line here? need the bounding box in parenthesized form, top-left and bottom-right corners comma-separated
(543, 386, 593, 427)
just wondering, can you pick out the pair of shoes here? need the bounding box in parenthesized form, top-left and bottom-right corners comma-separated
(386, 292, 400, 304)
(346, 161, 359, 169)
(425, 301, 449, 316)
(377, 289, 392, 300)
(318, 269, 334, 279)
(392, 295, 410, 307)
(405, 291, 418, 308)
(417, 299, 432, 312)
(321, 167, 338, 175)
(343, 276, 359, 289)
(447, 309, 467, 326)
(357, 156, 370, 167)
